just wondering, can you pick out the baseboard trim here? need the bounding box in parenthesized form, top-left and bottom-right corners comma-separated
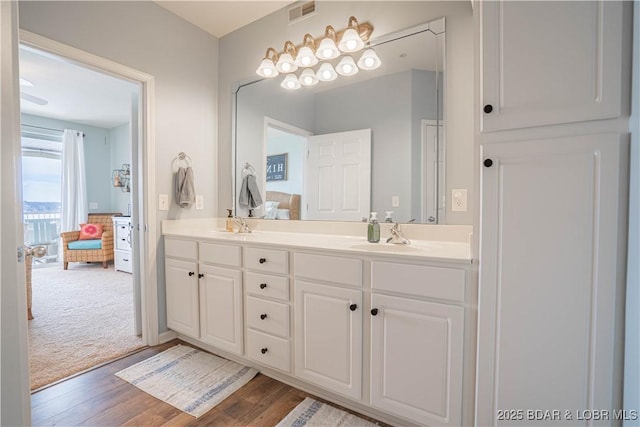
(158, 330, 178, 344)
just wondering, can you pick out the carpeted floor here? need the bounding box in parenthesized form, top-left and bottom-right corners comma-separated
(29, 262, 144, 390)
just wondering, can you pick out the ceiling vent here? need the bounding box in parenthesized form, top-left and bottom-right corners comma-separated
(288, 1, 316, 25)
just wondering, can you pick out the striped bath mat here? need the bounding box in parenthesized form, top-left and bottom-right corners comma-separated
(276, 397, 380, 427)
(115, 345, 257, 418)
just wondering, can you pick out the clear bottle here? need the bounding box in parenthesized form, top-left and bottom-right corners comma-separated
(384, 211, 394, 223)
(367, 212, 380, 243)
(225, 209, 234, 232)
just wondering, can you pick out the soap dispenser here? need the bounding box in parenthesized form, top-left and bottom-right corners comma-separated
(225, 209, 234, 232)
(367, 212, 380, 243)
(384, 211, 394, 223)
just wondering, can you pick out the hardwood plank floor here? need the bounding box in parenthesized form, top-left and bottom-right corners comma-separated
(31, 340, 389, 426)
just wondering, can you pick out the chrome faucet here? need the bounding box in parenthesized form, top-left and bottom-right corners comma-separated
(386, 222, 410, 245)
(234, 217, 251, 233)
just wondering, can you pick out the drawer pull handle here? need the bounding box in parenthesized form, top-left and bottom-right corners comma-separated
(349, 303, 358, 312)
(260, 283, 267, 289)
(259, 258, 267, 264)
(188, 271, 195, 277)
(484, 158, 493, 168)
(198, 273, 204, 279)
(371, 308, 379, 316)
(261, 347, 268, 354)
(260, 313, 268, 320)
(122, 258, 129, 262)
(483, 104, 493, 114)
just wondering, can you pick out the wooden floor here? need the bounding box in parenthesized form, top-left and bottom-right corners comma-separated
(31, 340, 389, 426)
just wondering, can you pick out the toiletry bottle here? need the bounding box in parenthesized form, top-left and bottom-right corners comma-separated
(225, 209, 234, 232)
(384, 211, 394, 223)
(367, 212, 380, 243)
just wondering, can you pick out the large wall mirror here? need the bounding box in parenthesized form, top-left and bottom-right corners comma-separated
(234, 18, 445, 224)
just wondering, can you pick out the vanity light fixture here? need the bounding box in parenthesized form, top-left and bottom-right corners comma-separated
(299, 68, 319, 86)
(335, 56, 359, 76)
(295, 34, 319, 68)
(256, 48, 279, 78)
(316, 63, 338, 82)
(315, 26, 341, 60)
(281, 73, 301, 90)
(338, 16, 366, 53)
(275, 41, 298, 74)
(357, 48, 382, 71)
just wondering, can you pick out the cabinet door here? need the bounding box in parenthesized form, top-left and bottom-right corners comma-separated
(371, 294, 463, 426)
(477, 134, 626, 425)
(199, 264, 243, 355)
(480, 1, 624, 131)
(165, 257, 199, 338)
(294, 280, 362, 400)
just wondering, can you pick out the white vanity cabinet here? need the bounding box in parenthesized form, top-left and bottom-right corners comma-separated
(294, 252, 363, 400)
(244, 246, 292, 372)
(370, 261, 465, 427)
(165, 239, 199, 337)
(480, 0, 624, 131)
(113, 216, 132, 273)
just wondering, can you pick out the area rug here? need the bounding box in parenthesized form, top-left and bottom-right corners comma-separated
(276, 397, 380, 427)
(29, 262, 144, 390)
(115, 344, 258, 418)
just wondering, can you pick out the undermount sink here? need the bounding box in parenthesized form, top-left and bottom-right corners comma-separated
(349, 243, 423, 253)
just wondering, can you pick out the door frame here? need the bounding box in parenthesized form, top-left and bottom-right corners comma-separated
(18, 30, 159, 346)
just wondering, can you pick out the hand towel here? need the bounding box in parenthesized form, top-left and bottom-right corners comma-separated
(239, 174, 263, 209)
(175, 166, 195, 208)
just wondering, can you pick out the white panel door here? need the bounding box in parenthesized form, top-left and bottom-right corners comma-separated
(199, 264, 243, 355)
(165, 258, 199, 338)
(305, 129, 371, 221)
(480, 1, 624, 131)
(294, 280, 363, 399)
(371, 294, 464, 426)
(476, 134, 626, 426)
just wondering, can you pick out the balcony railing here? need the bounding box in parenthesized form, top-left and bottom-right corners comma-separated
(24, 212, 60, 264)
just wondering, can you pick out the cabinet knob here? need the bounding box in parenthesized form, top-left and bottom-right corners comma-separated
(260, 313, 268, 320)
(371, 308, 379, 316)
(198, 273, 204, 279)
(188, 271, 195, 277)
(349, 303, 358, 312)
(259, 258, 267, 264)
(483, 104, 493, 114)
(259, 283, 267, 289)
(484, 158, 493, 168)
(261, 347, 268, 354)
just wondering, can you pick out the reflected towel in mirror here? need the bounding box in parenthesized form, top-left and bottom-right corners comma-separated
(175, 167, 195, 208)
(239, 174, 263, 209)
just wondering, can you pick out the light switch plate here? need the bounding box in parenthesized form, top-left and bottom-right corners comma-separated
(195, 195, 203, 210)
(89, 202, 98, 209)
(391, 196, 400, 207)
(159, 194, 169, 211)
(451, 189, 467, 212)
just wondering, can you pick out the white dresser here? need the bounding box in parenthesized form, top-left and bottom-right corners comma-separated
(112, 216, 132, 273)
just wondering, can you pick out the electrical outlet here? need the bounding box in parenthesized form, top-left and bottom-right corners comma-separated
(89, 202, 98, 209)
(451, 189, 467, 212)
(391, 196, 400, 207)
(159, 194, 169, 211)
(195, 195, 204, 210)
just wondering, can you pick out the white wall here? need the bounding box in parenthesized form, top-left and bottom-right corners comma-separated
(219, 1, 474, 224)
(19, 0, 219, 332)
(110, 123, 132, 215)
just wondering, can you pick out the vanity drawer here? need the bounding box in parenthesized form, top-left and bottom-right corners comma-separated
(245, 272, 289, 302)
(372, 261, 466, 302)
(294, 252, 362, 287)
(165, 238, 197, 260)
(246, 329, 291, 373)
(199, 242, 241, 267)
(246, 296, 289, 338)
(115, 250, 132, 273)
(245, 247, 288, 274)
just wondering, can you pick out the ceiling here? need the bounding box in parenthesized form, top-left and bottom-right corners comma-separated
(19, 1, 292, 129)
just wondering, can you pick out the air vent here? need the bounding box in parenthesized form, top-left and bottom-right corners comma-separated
(288, 1, 316, 24)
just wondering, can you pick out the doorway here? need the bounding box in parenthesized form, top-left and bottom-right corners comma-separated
(19, 43, 146, 390)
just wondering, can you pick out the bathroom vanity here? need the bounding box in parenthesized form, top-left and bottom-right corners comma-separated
(162, 219, 473, 426)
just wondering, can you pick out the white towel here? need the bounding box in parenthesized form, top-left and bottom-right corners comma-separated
(238, 174, 263, 209)
(175, 167, 195, 208)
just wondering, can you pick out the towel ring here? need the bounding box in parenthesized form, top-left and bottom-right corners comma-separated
(242, 162, 256, 178)
(172, 152, 192, 172)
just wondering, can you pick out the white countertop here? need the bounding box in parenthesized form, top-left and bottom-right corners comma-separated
(162, 219, 472, 264)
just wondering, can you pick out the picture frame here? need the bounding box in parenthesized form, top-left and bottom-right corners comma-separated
(266, 153, 288, 182)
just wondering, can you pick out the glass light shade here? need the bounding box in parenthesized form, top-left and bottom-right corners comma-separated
(316, 63, 338, 81)
(256, 58, 279, 78)
(357, 49, 381, 71)
(338, 28, 365, 53)
(295, 46, 319, 68)
(315, 38, 340, 60)
(298, 68, 319, 87)
(336, 56, 359, 76)
(276, 53, 298, 73)
(281, 73, 301, 90)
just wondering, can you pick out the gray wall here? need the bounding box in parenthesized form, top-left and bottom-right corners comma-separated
(19, 1, 219, 333)
(266, 128, 305, 196)
(219, 1, 474, 224)
(21, 113, 113, 214)
(110, 123, 132, 215)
